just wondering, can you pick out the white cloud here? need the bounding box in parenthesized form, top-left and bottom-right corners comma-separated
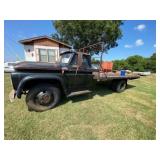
(134, 24, 146, 31)
(154, 44, 156, 48)
(135, 39, 144, 46)
(124, 44, 133, 48)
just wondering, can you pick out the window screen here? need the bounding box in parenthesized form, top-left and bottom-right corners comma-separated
(39, 49, 57, 62)
(48, 49, 56, 62)
(39, 49, 48, 62)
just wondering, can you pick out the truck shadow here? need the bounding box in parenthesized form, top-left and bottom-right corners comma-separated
(59, 84, 135, 105)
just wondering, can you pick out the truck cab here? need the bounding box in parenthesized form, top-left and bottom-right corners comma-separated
(10, 51, 95, 111)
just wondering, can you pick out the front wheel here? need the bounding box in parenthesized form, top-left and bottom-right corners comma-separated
(26, 83, 61, 112)
(112, 80, 127, 93)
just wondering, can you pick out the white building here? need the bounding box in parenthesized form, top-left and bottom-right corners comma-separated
(19, 36, 72, 63)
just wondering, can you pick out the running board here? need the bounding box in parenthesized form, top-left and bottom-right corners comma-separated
(67, 90, 92, 97)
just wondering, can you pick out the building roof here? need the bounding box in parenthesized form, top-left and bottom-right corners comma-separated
(19, 36, 72, 48)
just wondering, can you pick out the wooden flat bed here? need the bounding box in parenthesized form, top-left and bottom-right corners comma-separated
(93, 72, 140, 81)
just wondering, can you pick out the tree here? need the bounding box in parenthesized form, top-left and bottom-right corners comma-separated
(146, 53, 156, 72)
(52, 20, 123, 55)
(126, 55, 147, 71)
(92, 58, 100, 64)
(113, 59, 129, 70)
(112, 53, 156, 72)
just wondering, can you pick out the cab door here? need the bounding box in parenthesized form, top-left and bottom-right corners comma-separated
(69, 53, 93, 91)
(76, 54, 93, 90)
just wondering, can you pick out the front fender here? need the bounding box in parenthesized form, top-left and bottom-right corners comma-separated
(16, 74, 66, 98)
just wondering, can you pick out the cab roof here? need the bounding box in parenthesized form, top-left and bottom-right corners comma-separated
(60, 51, 90, 56)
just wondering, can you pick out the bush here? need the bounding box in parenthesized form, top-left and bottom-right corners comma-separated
(112, 53, 156, 72)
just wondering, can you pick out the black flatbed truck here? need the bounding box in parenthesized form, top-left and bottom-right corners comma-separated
(10, 50, 140, 112)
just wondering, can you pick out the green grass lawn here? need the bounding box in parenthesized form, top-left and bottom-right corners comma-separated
(4, 73, 156, 140)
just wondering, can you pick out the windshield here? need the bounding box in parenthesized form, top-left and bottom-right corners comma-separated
(60, 53, 73, 65)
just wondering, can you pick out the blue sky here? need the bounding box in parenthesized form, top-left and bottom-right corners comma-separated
(4, 20, 156, 62)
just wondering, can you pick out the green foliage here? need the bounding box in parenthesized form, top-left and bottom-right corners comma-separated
(52, 20, 123, 54)
(146, 53, 156, 72)
(113, 53, 156, 72)
(113, 59, 129, 70)
(92, 58, 100, 64)
(126, 55, 147, 72)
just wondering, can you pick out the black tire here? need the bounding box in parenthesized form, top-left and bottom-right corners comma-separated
(26, 83, 61, 112)
(111, 80, 127, 93)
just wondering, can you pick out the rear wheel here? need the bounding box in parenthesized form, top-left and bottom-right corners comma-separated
(26, 83, 61, 112)
(112, 80, 127, 93)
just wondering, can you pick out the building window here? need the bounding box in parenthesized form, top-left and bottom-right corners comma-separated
(48, 49, 56, 62)
(39, 49, 57, 62)
(39, 49, 48, 62)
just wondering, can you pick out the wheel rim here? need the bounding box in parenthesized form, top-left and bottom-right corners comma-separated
(35, 91, 54, 106)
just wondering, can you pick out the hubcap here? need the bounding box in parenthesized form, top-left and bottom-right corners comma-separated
(37, 91, 52, 105)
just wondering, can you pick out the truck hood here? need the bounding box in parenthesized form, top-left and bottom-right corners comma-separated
(14, 61, 62, 71)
